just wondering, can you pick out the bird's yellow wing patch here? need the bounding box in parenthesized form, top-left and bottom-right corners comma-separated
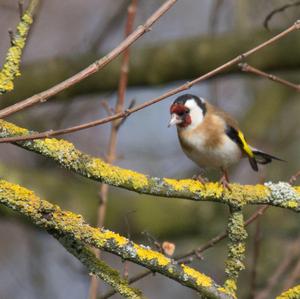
(237, 130, 254, 158)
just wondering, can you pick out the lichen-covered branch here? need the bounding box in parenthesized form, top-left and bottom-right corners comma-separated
(0, 119, 299, 211)
(58, 238, 144, 299)
(223, 208, 247, 297)
(0, 179, 233, 299)
(276, 285, 300, 299)
(0, 0, 39, 95)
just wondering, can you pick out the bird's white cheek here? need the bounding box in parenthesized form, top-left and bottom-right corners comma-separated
(188, 109, 203, 129)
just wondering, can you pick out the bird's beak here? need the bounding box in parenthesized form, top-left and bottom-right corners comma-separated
(168, 113, 182, 127)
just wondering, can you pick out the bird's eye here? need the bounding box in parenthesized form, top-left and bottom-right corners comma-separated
(177, 108, 189, 117)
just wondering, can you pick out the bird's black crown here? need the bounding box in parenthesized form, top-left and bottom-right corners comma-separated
(173, 94, 207, 115)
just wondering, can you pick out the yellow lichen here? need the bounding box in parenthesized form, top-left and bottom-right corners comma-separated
(224, 278, 237, 294)
(0, 9, 33, 94)
(101, 230, 128, 246)
(286, 200, 298, 209)
(202, 182, 224, 198)
(0, 118, 299, 216)
(86, 158, 149, 190)
(21, 14, 33, 25)
(276, 285, 300, 299)
(0, 180, 36, 201)
(0, 120, 28, 135)
(41, 138, 76, 153)
(294, 186, 300, 195)
(134, 244, 170, 266)
(218, 287, 237, 298)
(181, 264, 212, 287)
(164, 178, 204, 192)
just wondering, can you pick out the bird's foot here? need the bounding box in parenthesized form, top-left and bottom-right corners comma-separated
(192, 174, 209, 185)
(219, 175, 231, 191)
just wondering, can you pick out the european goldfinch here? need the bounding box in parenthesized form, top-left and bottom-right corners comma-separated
(168, 94, 283, 188)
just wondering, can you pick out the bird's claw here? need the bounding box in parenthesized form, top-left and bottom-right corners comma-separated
(192, 174, 209, 184)
(219, 175, 231, 191)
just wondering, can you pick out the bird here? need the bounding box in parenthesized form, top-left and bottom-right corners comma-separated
(168, 94, 284, 189)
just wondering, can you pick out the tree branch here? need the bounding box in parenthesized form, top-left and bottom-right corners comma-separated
(3, 27, 300, 105)
(0, 0, 177, 118)
(176, 205, 269, 262)
(256, 239, 300, 299)
(0, 120, 299, 212)
(263, 1, 300, 30)
(0, 20, 299, 141)
(0, 0, 39, 95)
(239, 63, 300, 92)
(0, 179, 233, 299)
(223, 208, 247, 297)
(58, 238, 145, 299)
(89, 1, 138, 297)
(101, 205, 269, 299)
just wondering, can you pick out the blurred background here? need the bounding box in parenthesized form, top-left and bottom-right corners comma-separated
(0, 0, 299, 298)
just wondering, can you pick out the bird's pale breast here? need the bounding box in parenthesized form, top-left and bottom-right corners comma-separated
(178, 115, 242, 168)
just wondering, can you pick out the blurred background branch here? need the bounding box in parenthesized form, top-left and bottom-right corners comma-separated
(0, 0, 177, 118)
(89, 1, 138, 298)
(2, 26, 300, 106)
(0, 20, 298, 143)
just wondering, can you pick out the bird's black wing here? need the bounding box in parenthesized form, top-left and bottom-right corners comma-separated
(225, 125, 258, 171)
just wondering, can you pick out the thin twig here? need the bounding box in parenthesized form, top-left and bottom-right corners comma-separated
(18, 0, 24, 19)
(208, 0, 224, 104)
(101, 270, 152, 299)
(89, 2, 138, 298)
(208, 0, 224, 33)
(99, 100, 114, 116)
(282, 258, 300, 291)
(248, 216, 262, 299)
(100, 205, 269, 299)
(264, 1, 300, 30)
(89, 0, 131, 51)
(141, 231, 163, 253)
(8, 29, 14, 46)
(289, 171, 300, 185)
(123, 210, 136, 279)
(176, 205, 269, 262)
(0, 0, 177, 118)
(1, 20, 299, 143)
(255, 239, 300, 299)
(239, 63, 300, 92)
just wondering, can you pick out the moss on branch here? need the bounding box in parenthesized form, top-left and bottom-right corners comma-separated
(0, 179, 233, 299)
(0, 0, 39, 95)
(0, 119, 299, 212)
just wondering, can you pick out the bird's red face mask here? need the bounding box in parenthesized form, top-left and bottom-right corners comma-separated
(168, 103, 191, 128)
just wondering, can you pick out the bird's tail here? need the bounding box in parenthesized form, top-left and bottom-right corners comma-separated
(248, 148, 285, 171)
